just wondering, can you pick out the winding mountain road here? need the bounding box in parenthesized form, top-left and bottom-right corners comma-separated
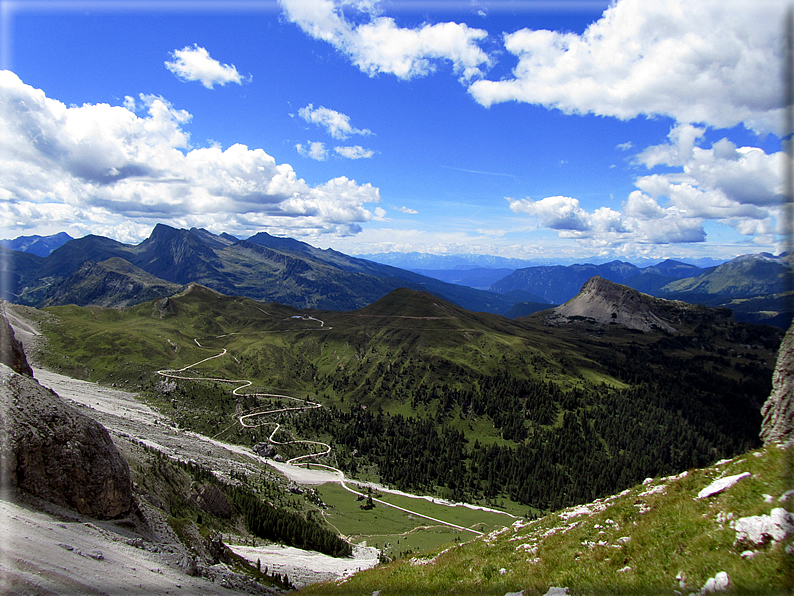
(155, 323, 488, 537)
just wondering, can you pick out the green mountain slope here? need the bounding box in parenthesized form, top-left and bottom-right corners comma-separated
(296, 441, 793, 595)
(660, 255, 787, 297)
(41, 257, 182, 307)
(35, 283, 781, 517)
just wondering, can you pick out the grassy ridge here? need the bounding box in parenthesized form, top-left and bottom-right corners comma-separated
(297, 443, 793, 595)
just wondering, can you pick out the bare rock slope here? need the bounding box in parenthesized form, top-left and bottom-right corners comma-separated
(0, 362, 132, 518)
(545, 275, 720, 334)
(761, 321, 794, 444)
(0, 310, 33, 376)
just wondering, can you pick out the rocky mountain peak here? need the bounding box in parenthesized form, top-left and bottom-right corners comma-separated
(545, 276, 679, 333)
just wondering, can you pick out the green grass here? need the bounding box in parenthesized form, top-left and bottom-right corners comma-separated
(315, 482, 518, 559)
(297, 443, 793, 595)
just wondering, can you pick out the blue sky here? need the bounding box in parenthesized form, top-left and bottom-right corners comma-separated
(0, 0, 787, 263)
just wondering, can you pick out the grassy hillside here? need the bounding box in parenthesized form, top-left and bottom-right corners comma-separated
(32, 285, 781, 516)
(296, 441, 793, 595)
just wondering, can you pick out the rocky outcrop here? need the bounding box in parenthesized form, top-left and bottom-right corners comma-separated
(0, 364, 132, 518)
(0, 312, 33, 377)
(761, 322, 794, 445)
(546, 276, 679, 333)
(196, 483, 233, 519)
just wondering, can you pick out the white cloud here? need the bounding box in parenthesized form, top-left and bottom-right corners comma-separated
(635, 124, 784, 218)
(299, 104, 372, 140)
(509, 123, 782, 249)
(165, 45, 248, 89)
(280, 0, 491, 81)
(0, 71, 380, 241)
(397, 206, 417, 214)
(509, 194, 706, 247)
(296, 141, 329, 161)
(509, 195, 592, 232)
(468, 0, 786, 134)
(334, 145, 374, 159)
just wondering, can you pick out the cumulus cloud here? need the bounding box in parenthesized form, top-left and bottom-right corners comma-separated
(0, 71, 380, 240)
(298, 104, 372, 140)
(635, 124, 784, 216)
(165, 45, 248, 89)
(509, 195, 704, 247)
(280, 0, 490, 81)
(509, 123, 782, 249)
(397, 206, 417, 214)
(468, 0, 786, 134)
(296, 141, 329, 161)
(334, 145, 374, 159)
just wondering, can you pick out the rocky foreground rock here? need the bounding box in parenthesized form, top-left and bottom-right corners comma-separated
(0, 362, 132, 518)
(761, 321, 794, 444)
(0, 310, 33, 377)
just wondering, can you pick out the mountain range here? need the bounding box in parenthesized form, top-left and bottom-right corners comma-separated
(2, 228, 790, 328)
(0, 231, 72, 257)
(2, 225, 513, 314)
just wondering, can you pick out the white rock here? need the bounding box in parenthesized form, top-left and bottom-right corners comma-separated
(700, 571, 729, 593)
(763, 494, 774, 503)
(696, 472, 751, 499)
(499, 568, 507, 575)
(643, 477, 654, 485)
(505, 591, 525, 596)
(734, 508, 794, 546)
(741, 550, 756, 559)
(543, 589, 569, 596)
(617, 566, 632, 573)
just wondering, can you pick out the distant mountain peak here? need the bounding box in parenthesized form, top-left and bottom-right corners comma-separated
(546, 276, 682, 334)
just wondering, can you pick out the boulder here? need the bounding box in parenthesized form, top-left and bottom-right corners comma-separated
(196, 483, 233, 519)
(761, 322, 794, 444)
(732, 508, 794, 548)
(0, 312, 33, 377)
(0, 364, 132, 518)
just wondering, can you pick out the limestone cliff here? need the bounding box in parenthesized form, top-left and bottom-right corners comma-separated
(761, 322, 794, 444)
(0, 363, 132, 518)
(0, 311, 33, 377)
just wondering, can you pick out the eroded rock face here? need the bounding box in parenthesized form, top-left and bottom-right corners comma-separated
(0, 313, 33, 377)
(0, 364, 132, 518)
(761, 322, 794, 445)
(546, 276, 680, 334)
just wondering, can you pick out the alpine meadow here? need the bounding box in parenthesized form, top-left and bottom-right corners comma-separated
(1, 0, 793, 594)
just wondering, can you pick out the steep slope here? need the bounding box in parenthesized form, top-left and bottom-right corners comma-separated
(296, 441, 793, 595)
(545, 276, 726, 334)
(660, 253, 788, 297)
(41, 257, 182, 307)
